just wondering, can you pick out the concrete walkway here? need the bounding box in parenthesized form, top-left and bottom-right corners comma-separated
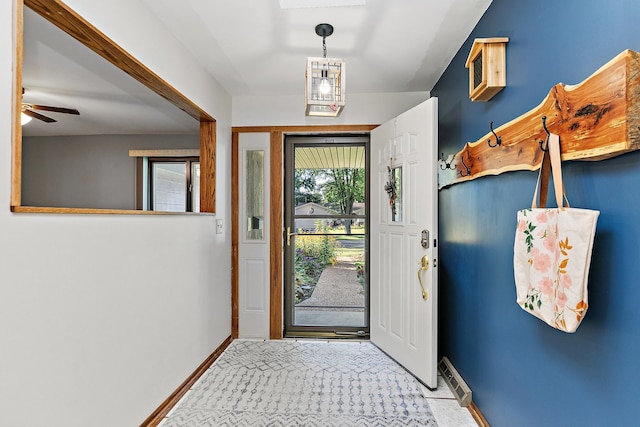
(296, 262, 365, 309)
(294, 261, 366, 327)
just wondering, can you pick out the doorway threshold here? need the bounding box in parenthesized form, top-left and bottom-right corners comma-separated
(285, 330, 370, 340)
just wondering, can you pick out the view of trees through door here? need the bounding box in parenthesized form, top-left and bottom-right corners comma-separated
(284, 136, 369, 336)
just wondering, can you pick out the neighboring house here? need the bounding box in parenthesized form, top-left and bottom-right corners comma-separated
(352, 202, 365, 226)
(294, 202, 339, 231)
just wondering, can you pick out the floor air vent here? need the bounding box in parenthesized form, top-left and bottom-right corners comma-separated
(438, 356, 472, 407)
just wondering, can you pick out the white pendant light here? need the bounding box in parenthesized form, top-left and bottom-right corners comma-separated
(305, 23, 346, 117)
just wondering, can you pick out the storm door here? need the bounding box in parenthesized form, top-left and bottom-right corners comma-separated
(284, 135, 369, 337)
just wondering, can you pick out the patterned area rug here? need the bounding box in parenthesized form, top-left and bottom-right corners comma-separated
(161, 339, 437, 427)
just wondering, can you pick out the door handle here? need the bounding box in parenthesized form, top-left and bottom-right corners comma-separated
(417, 255, 429, 301)
(286, 226, 298, 247)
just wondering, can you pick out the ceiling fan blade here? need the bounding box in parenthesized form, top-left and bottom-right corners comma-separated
(23, 109, 57, 123)
(29, 104, 80, 115)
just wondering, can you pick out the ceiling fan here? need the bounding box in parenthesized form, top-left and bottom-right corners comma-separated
(21, 88, 80, 123)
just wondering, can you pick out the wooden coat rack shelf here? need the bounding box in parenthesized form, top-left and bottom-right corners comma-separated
(438, 49, 640, 189)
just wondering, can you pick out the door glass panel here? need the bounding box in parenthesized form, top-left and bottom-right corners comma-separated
(245, 150, 265, 241)
(285, 139, 369, 334)
(293, 232, 366, 327)
(152, 162, 186, 212)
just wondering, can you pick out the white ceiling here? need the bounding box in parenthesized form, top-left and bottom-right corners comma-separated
(21, 7, 199, 137)
(21, 0, 492, 136)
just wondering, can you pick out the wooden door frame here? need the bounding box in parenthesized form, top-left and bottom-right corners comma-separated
(15, 0, 216, 214)
(231, 125, 377, 339)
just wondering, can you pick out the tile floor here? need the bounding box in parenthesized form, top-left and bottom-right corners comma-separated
(419, 375, 479, 427)
(157, 339, 478, 427)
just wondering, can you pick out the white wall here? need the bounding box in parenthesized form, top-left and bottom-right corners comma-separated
(22, 134, 199, 209)
(232, 92, 430, 127)
(0, 1, 232, 426)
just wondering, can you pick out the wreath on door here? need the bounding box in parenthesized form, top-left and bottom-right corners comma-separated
(384, 159, 397, 217)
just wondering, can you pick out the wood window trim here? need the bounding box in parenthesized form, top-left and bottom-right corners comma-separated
(12, 0, 216, 215)
(231, 125, 377, 340)
(128, 149, 200, 158)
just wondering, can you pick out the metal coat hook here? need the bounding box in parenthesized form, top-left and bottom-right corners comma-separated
(538, 116, 550, 152)
(439, 152, 455, 170)
(487, 121, 502, 148)
(459, 154, 472, 177)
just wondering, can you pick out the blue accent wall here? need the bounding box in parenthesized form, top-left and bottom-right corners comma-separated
(433, 1, 640, 425)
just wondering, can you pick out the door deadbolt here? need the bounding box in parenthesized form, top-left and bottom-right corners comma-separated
(421, 229, 429, 248)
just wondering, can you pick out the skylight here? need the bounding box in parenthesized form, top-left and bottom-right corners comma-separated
(279, 0, 366, 9)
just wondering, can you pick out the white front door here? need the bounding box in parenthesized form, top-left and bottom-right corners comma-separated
(370, 98, 439, 388)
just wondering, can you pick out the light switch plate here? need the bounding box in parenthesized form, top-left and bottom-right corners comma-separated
(216, 219, 223, 234)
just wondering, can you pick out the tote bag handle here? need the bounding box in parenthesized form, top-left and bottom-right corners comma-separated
(531, 133, 570, 209)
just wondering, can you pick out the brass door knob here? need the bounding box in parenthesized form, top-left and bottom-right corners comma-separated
(417, 255, 429, 300)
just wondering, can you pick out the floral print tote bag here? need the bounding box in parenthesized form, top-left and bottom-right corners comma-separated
(514, 133, 599, 333)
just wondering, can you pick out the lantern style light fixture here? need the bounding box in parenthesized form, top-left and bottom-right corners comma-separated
(305, 23, 346, 117)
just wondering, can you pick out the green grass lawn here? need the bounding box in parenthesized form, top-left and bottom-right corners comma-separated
(326, 226, 365, 235)
(335, 246, 364, 259)
(334, 235, 364, 241)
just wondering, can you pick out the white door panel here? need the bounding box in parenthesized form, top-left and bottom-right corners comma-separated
(370, 98, 438, 388)
(238, 133, 271, 339)
(243, 258, 267, 310)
